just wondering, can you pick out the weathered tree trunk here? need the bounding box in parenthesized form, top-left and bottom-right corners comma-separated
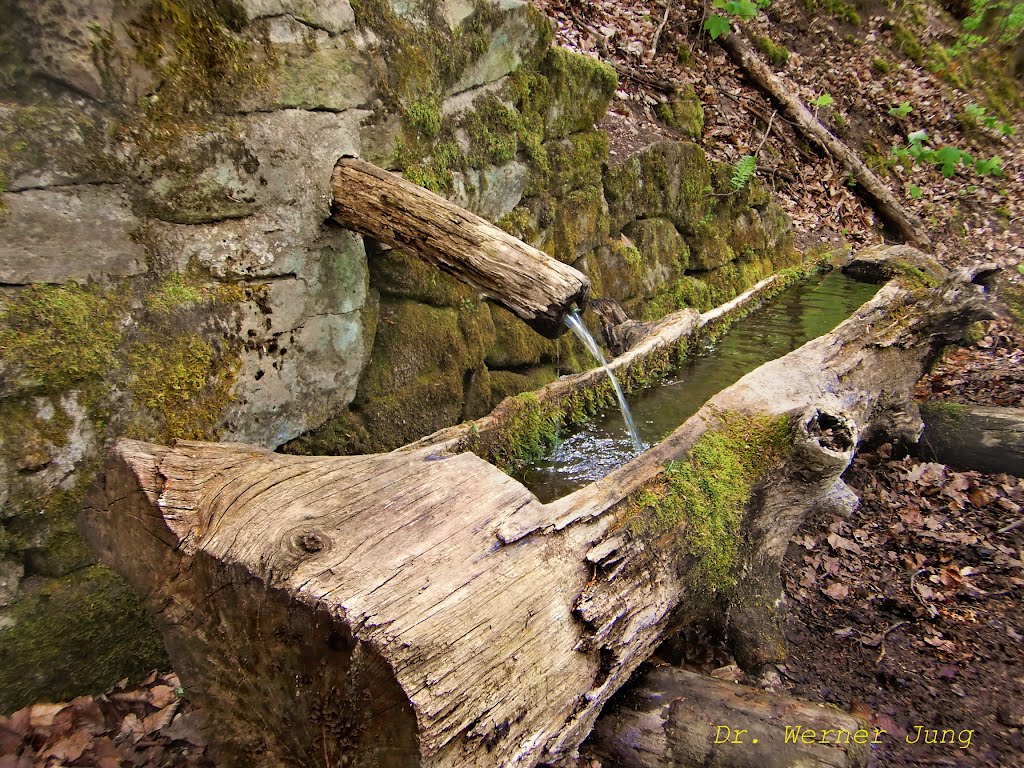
(329, 157, 590, 338)
(717, 31, 931, 248)
(918, 402, 1024, 475)
(81, 247, 991, 768)
(586, 665, 870, 768)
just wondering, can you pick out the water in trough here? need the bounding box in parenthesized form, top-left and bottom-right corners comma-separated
(517, 270, 880, 502)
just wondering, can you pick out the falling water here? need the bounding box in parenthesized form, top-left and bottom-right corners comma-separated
(564, 309, 644, 453)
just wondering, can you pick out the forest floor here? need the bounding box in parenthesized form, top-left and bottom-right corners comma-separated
(2, 1, 1022, 766)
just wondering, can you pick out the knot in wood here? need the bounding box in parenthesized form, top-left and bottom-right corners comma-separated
(298, 531, 325, 553)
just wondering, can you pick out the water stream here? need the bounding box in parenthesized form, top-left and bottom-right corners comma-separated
(517, 270, 880, 502)
(564, 309, 644, 452)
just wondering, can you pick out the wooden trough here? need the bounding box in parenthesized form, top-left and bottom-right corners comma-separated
(82, 238, 993, 767)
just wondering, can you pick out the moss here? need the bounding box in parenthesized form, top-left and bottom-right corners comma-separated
(402, 95, 442, 140)
(653, 85, 705, 139)
(643, 275, 714, 319)
(919, 400, 969, 420)
(871, 56, 892, 74)
(802, 0, 861, 25)
(350, 0, 517, 104)
(892, 24, 927, 65)
(145, 272, 205, 312)
(963, 320, 986, 346)
(887, 260, 941, 290)
(486, 305, 557, 370)
(0, 283, 124, 393)
(542, 185, 608, 263)
(485, 391, 563, 468)
(537, 48, 616, 139)
(280, 408, 373, 456)
(488, 366, 558, 406)
(127, 0, 271, 122)
(626, 412, 793, 592)
(126, 333, 238, 441)
(497, 206, 535, 240)
(541, 131, 609, 197)
(751, 33, 790, 68)
(0, 566, 168, 713)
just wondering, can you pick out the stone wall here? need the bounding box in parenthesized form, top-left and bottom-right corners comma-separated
(0, 0, 795, 710)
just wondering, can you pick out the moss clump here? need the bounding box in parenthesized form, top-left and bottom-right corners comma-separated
(497, 206, 535, 240)
(403, 96, 442, 140)
(889, 260, 941, 290)
(0, 566, 168, 713)
(486, 391, 563, 469)
(643, 275, 714, 319)
(871, 56, 892, 74)
(802, 0, 861, 25)
(128, 0, 271, 121)
(751, 33, 790, 68)
(653, 85, 705, 139)
(628, 412, 793, 592)
(350, 0, 513, 104)
(892, 24, 926, 65)
(919, 399, 969, 420)
(0, 283, 123, 393)
(280, 408, 373, 456)
(127, 333, 238, 441)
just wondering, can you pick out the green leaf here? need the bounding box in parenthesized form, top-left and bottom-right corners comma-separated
(705, 14, 732, 39)
(965, 102, 986, 118)
(974, 156, 1004, 176)
(1017, 263, 1024, 276)
(888, 101, 913, 118)
(907, 129, 929, 145)
(724, 0, 760, 19)
(811, 93, 834, 108)
(908, 185, 922, 199)
(934, 145, 964, 177)
(730, 155, 757, 190)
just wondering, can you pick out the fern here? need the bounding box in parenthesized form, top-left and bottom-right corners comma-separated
(730, 155, 757, 190)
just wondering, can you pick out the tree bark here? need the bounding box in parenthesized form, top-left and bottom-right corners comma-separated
(716, 30, 932, 248)
(329, 157, 590, 339)
(918, 402, 1024, 475)
(586, 664, 870, 768)
(81, 247, 991, 768)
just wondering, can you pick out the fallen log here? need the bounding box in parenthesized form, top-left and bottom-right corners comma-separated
(329, 157, 590, 338)
(81, 247, 991, 768)
(918, 402, 1024, 476)
(586, 664, 869, 768)
(716, 30, 931, 248)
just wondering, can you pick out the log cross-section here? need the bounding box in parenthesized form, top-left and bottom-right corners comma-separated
(82, 248, 993, 768)
(329, 157, 590, 338)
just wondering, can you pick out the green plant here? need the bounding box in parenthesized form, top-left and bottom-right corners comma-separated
(810, 92, 834, 109)
(730, 155, 757, 190)
(705, 0, 761, 39)
(949, 0, 1024, 57)
(888, 101, 913, 118)
(964, 102, 1016, 135)
(891, 129, 1004, 179)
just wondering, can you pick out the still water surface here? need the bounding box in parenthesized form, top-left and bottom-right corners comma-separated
(515, 270, 880, 502)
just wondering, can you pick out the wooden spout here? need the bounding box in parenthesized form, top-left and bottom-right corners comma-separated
(330, 157, 590, 338)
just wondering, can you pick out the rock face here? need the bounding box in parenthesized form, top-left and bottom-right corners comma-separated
(0, 0, 796, 709)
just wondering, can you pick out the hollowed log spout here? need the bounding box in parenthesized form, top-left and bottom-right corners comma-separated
(329, 157, 590, 339)
(82, 247, 993, 768)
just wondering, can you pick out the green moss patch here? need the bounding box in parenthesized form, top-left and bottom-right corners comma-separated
(127, 333, 238, 442)
(0, 566, 168, 714)
(128, 0, 271, 120)
(627, 412, 793, 592)
(653, 85, 705, 139)
(0, 283, 124, 393)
